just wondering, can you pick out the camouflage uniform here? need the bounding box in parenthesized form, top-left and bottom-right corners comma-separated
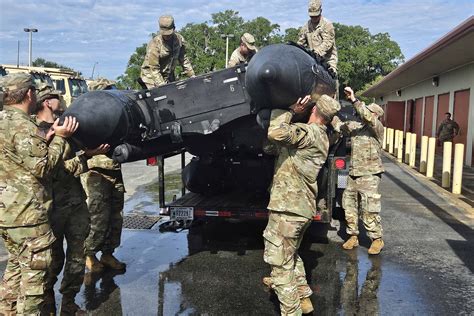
(263, 95, 339, 315)
(228, 47, 254, 67)
(35, 120, 91, 299)
(0, 84, 68, 315)
(82, 155, 125, 256)
(297, 2, 338, 75)
(334, 101, 384, 240)
(436, 119, 459, 143)
(141, 15, 194, 88)
(228, 33, 257, 67)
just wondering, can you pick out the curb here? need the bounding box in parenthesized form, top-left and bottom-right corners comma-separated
(382, 152, 474, 216)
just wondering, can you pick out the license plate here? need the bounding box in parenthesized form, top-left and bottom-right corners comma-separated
(170, 207, 194, 221)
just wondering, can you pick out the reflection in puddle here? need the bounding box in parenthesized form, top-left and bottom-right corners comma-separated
(83, 270, 124, 314)
(340, 253, 381, 315)
(73, 221, 431, 315)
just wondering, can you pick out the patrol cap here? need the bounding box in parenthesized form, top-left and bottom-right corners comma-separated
(159, 15, 175, 36)
(36, 83, 62, 103)
(367, 103, 384, 117)
(308, 0, 322, 16)
(88, 78, 115, 91)
(316, 94, 340, 119)
(0, 73, 36, 93)
(241, 33, 257, 51)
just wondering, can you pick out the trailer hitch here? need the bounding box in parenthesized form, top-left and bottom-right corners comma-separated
(158, 219, 193, 232)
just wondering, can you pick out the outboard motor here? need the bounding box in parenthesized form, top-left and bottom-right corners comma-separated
(246, 43, 336, 111)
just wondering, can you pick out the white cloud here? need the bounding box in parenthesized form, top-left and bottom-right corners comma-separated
(0, 0, 472, 78)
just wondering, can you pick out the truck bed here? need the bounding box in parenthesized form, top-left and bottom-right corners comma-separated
(168, 191, 270, 219)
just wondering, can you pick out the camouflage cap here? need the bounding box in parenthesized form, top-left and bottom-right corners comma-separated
(88, 78, 116, 91)
(0, 73, 36, 93)
(241, 33, 256, 51)
(159, 15, 175, 36)
(308, 0, 322, 16)
(367, 103, 384, 117)
(36, 83, 62, 103)
(316, 94, 340, 119)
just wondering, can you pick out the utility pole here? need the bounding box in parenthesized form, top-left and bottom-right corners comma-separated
(17, 41, 20, 67)
(24, 28, 38, 67)
(220, 34, 235, 68)
(91, 62, 98, 79)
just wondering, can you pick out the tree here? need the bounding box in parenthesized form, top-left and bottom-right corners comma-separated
(334, 23, 404, 93)
(116, 42, 148, 90)
(242, 17, 281, 46)
(32, 58, 81, 75)
(357, 75, 384, 103)
(283, 27, 300, 43)
(117, 11, 404, 95)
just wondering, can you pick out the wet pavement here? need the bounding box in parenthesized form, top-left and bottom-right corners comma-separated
(1, 157, 473, 315)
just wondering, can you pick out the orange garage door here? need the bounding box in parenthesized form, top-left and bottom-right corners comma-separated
(386, 101, 405, 131)
(453, 89, 470, 163)
(423, 96, 434, 137)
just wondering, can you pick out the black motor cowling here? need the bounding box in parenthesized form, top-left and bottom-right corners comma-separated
(246, 43, 336, 111)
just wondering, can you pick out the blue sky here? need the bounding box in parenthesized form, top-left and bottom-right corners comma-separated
(0, 0, 472, 79)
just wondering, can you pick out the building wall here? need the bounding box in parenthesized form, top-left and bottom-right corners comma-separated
(375, 62, 474, 166)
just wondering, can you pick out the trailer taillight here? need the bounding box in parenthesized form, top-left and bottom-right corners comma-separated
(334, 158, 346, 170)
(147, 157, 157, 166)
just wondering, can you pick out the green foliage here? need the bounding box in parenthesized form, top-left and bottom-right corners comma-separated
(116, 42, 148, 90)
(334, 23, 404, 94)
(283, 28, 300, 43)
(117, 11, 404, 95)
(357, 75, 384, 103)
(32, 58, 81, 75)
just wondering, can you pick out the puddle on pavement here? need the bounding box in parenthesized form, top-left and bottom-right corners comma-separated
(69, 219, 436, 315)
(123, 171, 183, 216)
(65, 167, 438, 315)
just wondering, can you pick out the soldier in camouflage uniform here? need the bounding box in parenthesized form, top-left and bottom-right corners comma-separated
(332, 87, 385, 255)
(228, 33, 258, 67)
(436, 112, 459, 145)
(141, 15, 195, 88)
(0, 74, 78, 315)
(82, 79, 127, 273)
(34, 84, 110, 315)
(297, 0, 338, 76)
(262, 95, 340, 315)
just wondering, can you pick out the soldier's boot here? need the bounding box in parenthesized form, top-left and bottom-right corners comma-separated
(368, 238, 384, 255)
(85, 254, 104, 273)
(342, 236, 359, 250)
(100, 253, 126, 270)
(60, 295, 86, 316)
(262, 277, 273, 289)
(300, 297, 314, 314)
(43, 289, 57, 315)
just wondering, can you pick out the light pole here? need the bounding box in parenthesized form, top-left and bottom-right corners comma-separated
(91, 62, 98, 79)
(220, 34, 235, 68)
(24, 28, 38, 67)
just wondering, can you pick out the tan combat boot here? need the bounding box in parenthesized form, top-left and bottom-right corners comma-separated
(300, 297, 314, 314)
(60, 295, 86, 316)
(85, 254, 104, 273)
(368, 238, 384, 255)
(100, 253, 126, 270)
(342, 236, 359, 250)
